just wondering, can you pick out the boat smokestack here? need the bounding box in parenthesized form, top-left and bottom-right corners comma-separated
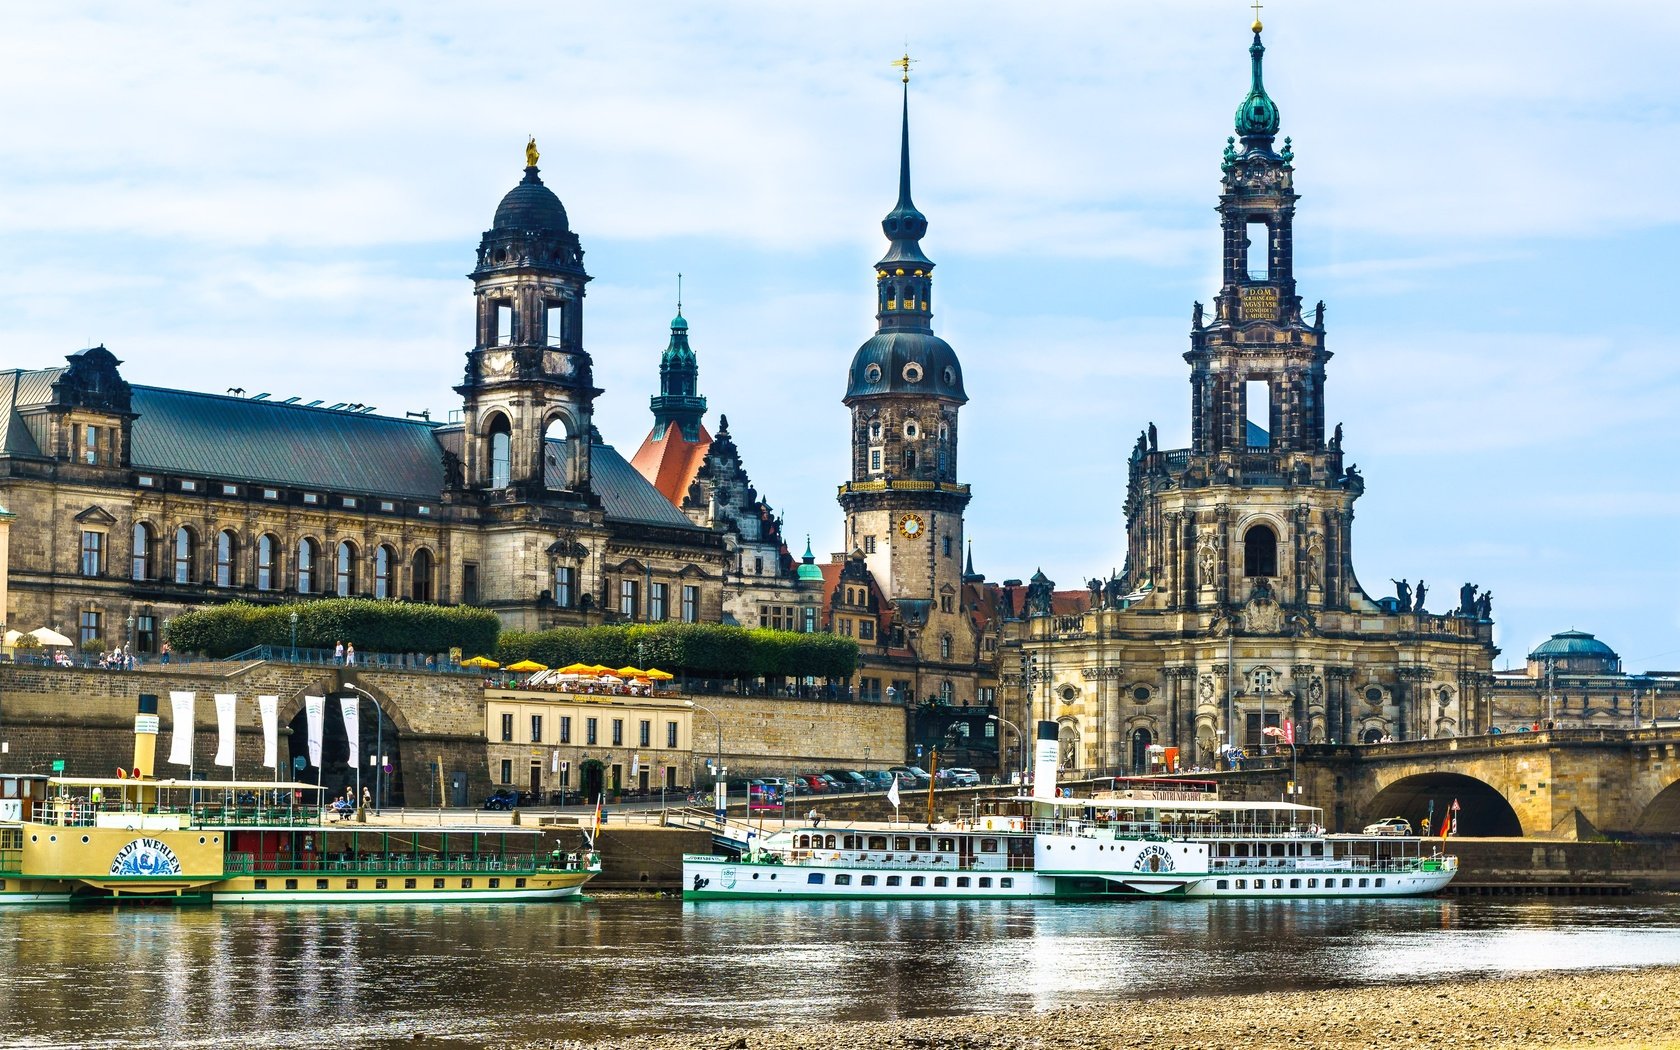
(1032, 720, 1059, 800)
(132, 693, 159, 778)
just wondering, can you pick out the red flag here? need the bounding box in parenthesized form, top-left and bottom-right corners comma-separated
(1284, 719, 1295, 745)
(1441, 799, 1457, 839)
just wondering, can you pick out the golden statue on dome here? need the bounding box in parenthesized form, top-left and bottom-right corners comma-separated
(526, 136, 540, 167)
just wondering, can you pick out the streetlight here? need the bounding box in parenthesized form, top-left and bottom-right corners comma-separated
(683, 699, 725, 823)
(344, 682, 386, 814)
(988, 714, 1024, 786)
(289, 609, 300, 662)
(125, 615, 134, 665)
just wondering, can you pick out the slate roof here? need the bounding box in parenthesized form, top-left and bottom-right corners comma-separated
(544, 435, 701, 531)
(129, 387, 446, 499)
(0, 370, 46, 457)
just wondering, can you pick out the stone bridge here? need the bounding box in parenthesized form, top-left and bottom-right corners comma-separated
(1217, 727, 1680, 838)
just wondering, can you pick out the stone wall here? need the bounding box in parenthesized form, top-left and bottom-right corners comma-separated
(687, 694, 906, 781)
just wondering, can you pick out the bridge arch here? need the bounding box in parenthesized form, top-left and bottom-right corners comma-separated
(1362, 772, 1523, 837)
(1634, 779, 1680, 835)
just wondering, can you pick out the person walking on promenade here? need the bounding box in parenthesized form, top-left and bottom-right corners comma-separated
(334, 641, 345, 664)
(345, 642, 356, 666)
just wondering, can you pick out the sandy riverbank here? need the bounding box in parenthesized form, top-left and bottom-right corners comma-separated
(514, 966, 1680, 1050)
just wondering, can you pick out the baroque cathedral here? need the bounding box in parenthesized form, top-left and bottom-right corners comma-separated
(998, 21, 1498, 774)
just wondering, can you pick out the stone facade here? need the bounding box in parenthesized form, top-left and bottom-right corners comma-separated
(1488, 630, 1679, 731)
(1000, 28, 1496, 776)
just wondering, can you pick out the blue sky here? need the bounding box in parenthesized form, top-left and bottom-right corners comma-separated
(3, 2, 1677, 672)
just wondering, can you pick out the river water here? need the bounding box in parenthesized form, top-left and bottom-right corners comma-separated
(4, 896, 1680, 1049)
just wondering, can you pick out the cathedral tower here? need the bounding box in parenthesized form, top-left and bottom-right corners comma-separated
(839, 62, 973, 667)
(456, 139, 598, 498)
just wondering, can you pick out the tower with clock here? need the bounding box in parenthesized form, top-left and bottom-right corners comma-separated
(838, 61, 976, 680)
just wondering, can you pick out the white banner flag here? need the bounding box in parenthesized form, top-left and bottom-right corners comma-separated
(214, 693, 237, 768)
(168, 691, 195, 766)
(886, 775, 901, 810)
(258, 695, 279, 769)
(630, 753, 640, 778)
(551, 750, 559, 774)
(339, 697, 360, 768)
(304, 695, 325, 768)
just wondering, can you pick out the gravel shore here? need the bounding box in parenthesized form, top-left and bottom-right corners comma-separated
(514, 966, 1680, 1050)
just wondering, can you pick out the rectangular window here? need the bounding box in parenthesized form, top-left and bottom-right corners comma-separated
(807, 873, 824, 885)
(342, 496, 356, 509)
(82, 425, 99, 464)
(943, 536, 953, 558)
(864, 535, 876, 554)
(803, 608, 816, 633)
(666, 721, 678, 748)
(500, 713, 513, 741)
(1246, 220, 1270, 279)
(859, 619, 875, 641)
(78, 609, 101, 648)
(302, 492, 318, 504)
(137, 475, 155, 488)
(495, 302, 513, 346)
(620, 579, 638, 619)
(758, 605, 769, 628)
(838, 618, 852, 638)
(180, 479, 198, 492)
(639, 720, 651, 748)
(978, 877, 992, 888)
(869, 447, 883, 473)
(648, 582, 667, 620)
(753, 556, 764, 575)
(835, 873, 852, 886)
(135, 615, 156, 653)
(262, 488, 279, 500)
(560, 716, 572, 744)
(861, 875, 877, 887)
(1245, 379, 1271, 447)
(610, 764, 622, 790)
(530, 714, 543, 743)
(80, 530, 103, 576)
(462, 562, 479, 605)
(499, 759, 512, 784)
(554, 566, 576, 608)
(221, 484, 239, 497)
(911, 876, 926, 887)
(612, 719, 623, 746)
(546, 302, 565, 346)
(1000, 877, 1013, 889)
(379, 501, 395, 512)
(586, 718, 598, 746)
(417, 506, 431, 516)
(886, 876, 901, 887)
(681, 585, 698, 623)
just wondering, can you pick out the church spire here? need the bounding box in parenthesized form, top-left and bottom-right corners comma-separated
(1235, 17, 1281, 147)
(875, 57, 934, 333)
(650, 283, 706, 441)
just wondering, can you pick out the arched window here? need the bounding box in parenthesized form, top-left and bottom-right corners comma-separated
(940, 634, 952, 660)
(412, 548, 434, 602)
(256, 534, 278, 592)
(131, 523, 153, 581)
(297, 538, 318, 594)
(173, 527, 195, 584)
(488, 415, 512, 488)
(215, 529, 237, 588)
(374, 545, 394, 599)
(1244, 524, 1278, 577)
(336, 541, 357, 596)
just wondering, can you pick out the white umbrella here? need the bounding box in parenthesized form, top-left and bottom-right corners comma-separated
(30, 627, 74, 647)
(2, 630, 21, 646)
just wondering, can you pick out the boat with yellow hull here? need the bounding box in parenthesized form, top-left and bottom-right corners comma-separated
(0, 775, 599, 905)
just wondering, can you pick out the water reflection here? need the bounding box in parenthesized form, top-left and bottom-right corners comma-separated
(2, 897, 1678, 1048)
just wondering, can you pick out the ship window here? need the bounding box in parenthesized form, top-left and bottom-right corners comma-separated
(1307, 878, 1318, 888)
(1272, 879, 1283, 889)
(1343, 878, 1352, 888)
(886, 876, 901, 887)
(346, 879, 359, 890)
(934, 877, 948, 887)
(911, 876, 925, 887)
(914, 837, 931, 851)
(894, 837, 911, 851)
(489, 878, 499, 888)
(978, 877, 992, 888)
(405, 878, 417, 889)
(516, 878, 526, 888)
(433, 878, 445, 889)
(807, 873, 824, 885)
(1235, 843, 1250, 857)
(980, 838, 998, 853)
(936, 838, 955, 852)
(1375, 878, 1385, 888)
(285, 879, 298, 890)
(1000, 877, 1013, 888)
(1290, 878, 1301, 888)
(376, 879, 388, 889)
(254, 879, 267, 890)
(867, 836, 888, 850)
(317, 879, 328, 890)
(957, 877, 970, 888)
(843, 835, 860, 849)
(862, 875, 877, 886)
(835, 874, 852, 886)
(462, 879, 472, 889)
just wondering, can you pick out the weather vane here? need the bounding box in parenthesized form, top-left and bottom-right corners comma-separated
(677, 272, 683, 313)
(1251, 0, 1263, 32)
(892, 51, 916, 84)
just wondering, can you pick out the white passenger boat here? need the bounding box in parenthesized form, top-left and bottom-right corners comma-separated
(683, 721, 1456, 901)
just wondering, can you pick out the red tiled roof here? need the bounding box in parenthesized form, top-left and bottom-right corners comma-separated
(629, 422, 712, 507)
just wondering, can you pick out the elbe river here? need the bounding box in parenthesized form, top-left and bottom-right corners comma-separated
(4, 896, 1680, 1048)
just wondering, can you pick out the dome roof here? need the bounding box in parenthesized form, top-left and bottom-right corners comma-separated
(1529, 630, 1617, 660)
(493, 166, 569, 232)
(1235, 31, 1280, 141)
(844, 330, 966, 403)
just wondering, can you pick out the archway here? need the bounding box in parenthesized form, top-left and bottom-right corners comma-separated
(579, 759, 605, 803)
(1363, 772, 1523, 837)
(1634, 779, 1680, 835)
(1130, 727, 1153, 774)
(285, 693, 405, 807)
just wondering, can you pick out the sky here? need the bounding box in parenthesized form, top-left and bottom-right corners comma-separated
(2, 1, 1677, 672)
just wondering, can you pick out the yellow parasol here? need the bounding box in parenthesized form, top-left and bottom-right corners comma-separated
(461, 655, 500, 669)
(587, 664, 615, 675)
(556, 662, 597, 675)
(615, 666, 648, 679)
(505, 659, 548, 673)
(644, 668, 675, 681)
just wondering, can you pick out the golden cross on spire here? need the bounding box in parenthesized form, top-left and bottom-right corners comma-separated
(892, 51, 916, 84)
(1251, 0, 1263, 33)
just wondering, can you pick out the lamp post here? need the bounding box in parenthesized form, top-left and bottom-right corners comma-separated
(988, 714, 1024, 786)
(125, 615, 134, 664)
(684, 699, 725, 823)
(289, 609, 299, 662)
(345, 682, 386, 813)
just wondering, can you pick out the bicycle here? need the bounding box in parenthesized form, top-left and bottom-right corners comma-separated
(686, 791, 714, 807)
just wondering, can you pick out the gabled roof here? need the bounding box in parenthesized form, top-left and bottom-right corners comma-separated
(0, 370, 45, 457)
(129, 386, 445, 499)
(629, 422, 711, 507)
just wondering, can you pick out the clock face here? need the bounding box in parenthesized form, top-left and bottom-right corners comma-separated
(898, 513, 925, 539)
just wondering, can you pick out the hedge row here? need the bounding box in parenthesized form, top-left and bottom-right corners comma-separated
(496, 623, 858, 681)
(165, 599, 501, 658)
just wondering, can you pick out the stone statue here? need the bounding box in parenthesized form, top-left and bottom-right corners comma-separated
(1192, 301, 1204, 329)
(1313, 300, 1325, 329)
(1413, 580, 1427, 614)
(1330, 423, 1343, 451)
(526, 136, 540, 167)
(1088, 578, 1103, 607)
(1459, 582, 1476, 616)
(1147, 422, 1158, 453)
(1476, 590, 1493, 621)
(1391, 578, 1411, 609)
(1025, 572, 1054, 617)
(1105, 576, 1125, 607)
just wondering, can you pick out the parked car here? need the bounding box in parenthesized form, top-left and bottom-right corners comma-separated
(858, 770, 896, 791)
(1362, 817, 1412, 836)
(483, 788, 522, 810)
(889, 765, 932, 786)
(944, 767, 982, 786)
(824, 770, 870, 792)
(796, 773, 831, 794)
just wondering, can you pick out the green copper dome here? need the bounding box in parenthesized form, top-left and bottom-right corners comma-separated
(797, 536, 824, 581)
(1235, 30, 1280, 142)
(1529, 630, 1617, 661)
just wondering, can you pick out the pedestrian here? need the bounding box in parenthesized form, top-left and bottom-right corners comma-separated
(345, 642, 356, 666)
(90, 785, 103, 808)
(361, 785, 371, 810)
(160, 641, 171, 665)
(334, 641, 345, 664)
(1420, 817, 1431, 835)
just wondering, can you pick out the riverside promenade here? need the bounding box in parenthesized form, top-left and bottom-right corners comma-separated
(526, 966, 1680, 1050)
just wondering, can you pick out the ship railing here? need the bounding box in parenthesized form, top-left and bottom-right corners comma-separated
(1030, 818, 1322, 839)
(29, 801, 327, 830)
(692, 850, 1016, 873)
(222, 852, 559, 875)
(1210, 855, 1439, 874)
